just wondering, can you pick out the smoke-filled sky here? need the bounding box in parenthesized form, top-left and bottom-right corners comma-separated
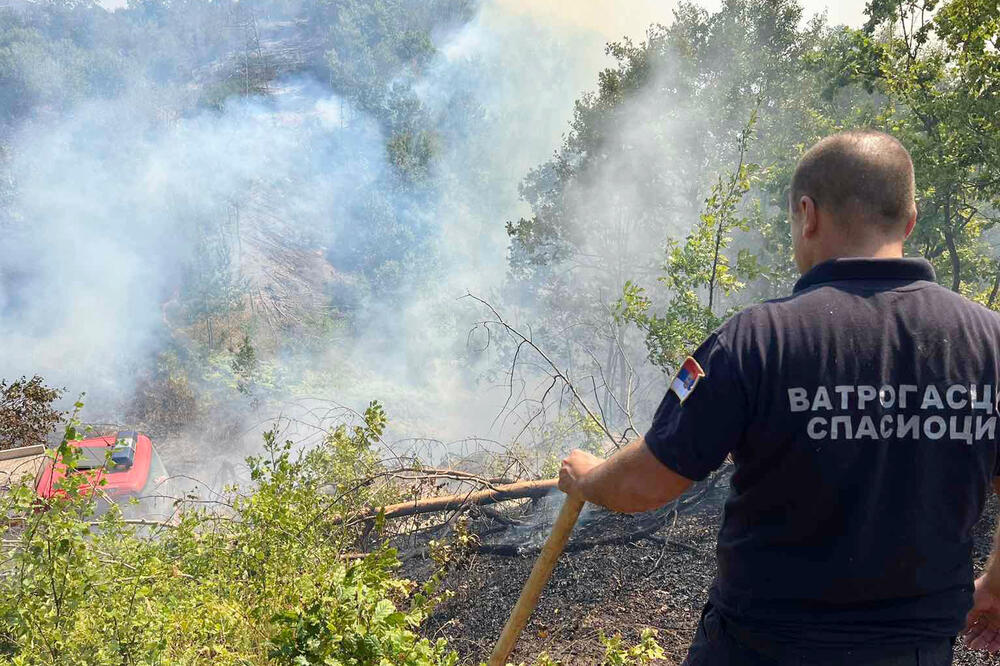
(1, 0, 873, 466)
(96, 0, 871, 31)
(0, 0, 616, 445)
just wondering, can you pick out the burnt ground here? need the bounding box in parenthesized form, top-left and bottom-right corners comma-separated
(403, 473, 1000, 665)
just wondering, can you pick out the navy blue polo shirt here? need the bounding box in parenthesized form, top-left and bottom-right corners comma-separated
(645, 257, 1000, 650)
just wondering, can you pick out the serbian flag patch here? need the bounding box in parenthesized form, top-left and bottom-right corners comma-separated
(670, 356, 705, 404)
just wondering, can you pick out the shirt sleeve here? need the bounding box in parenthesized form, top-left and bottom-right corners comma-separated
(644, 331, 749, 481)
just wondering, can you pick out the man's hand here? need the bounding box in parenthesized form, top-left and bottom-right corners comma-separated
(556, 437, 693, 513)
(558, 449, 604, 500)
(964, 575, 1000, 652)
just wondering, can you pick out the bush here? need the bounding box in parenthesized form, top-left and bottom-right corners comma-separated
(0, 375, 64, 451)
(125, 351, 199, 436)
(0, 402, 457, 665)
(0, 402, 662, 666)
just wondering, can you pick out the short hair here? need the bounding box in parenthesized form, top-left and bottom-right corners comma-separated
(789, 130, 915, 229)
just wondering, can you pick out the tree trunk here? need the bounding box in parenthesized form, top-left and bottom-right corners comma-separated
(943, 199, 961, 293)
(708, 221, 724, 313)
(989, 263, 1000, 310)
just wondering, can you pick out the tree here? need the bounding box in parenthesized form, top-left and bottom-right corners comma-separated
(503, 0, 843, 406)
(0, 375, 65, 450)
(232, 333, 260, 405)
(856, 0, 1000, 300)
(506, 0, 813, 284)
(616, 116, 762, 372)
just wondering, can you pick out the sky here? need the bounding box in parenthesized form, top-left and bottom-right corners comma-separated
(494, 0, 870, 37)
(97, 0, 871, 33)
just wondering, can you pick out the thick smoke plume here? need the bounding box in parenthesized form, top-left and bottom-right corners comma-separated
(0, 0, 623, 471)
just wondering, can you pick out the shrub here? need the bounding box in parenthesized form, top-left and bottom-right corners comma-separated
(125, 351, 199, 435)
(0, 402, 662, 666)
(0, 375, 64, 451)
(0, 402, 456, 665)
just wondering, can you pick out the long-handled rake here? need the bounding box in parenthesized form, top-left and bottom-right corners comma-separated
(487, 493, 586, 666)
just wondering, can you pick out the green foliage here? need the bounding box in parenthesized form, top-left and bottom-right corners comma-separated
(0, 0, 474, 299)
(386, 129, 439, 181)
(0, 21, 128, 122)
(501, 0, 862, 403)
(266, 547, 456, 666)
(301, 401, 397, 515)
(316, 0, 472, 184)
(616, 118, 761, 372)
(126, 350, 200, 435)
(323, 0, 437, 110)
(833, 1, 1000, 300)
(231, 334, 260, 401)
(508, 0, 1000, 401)
(181, 223, 247, 347)
(600, 629, 666, 666)
(506, 0, 813, 287)
(503, 629, 665, 666)
(0, 375, 65, 451)
(428, 516, 478, 569)
(1, 402, 661, 665)
(0, 401, 462, 666)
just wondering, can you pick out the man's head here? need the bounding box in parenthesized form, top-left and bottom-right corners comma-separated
(788, 130, 917, 274)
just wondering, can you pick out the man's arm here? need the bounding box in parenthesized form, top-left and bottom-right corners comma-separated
(558, 436, 694, 513)
(964, 477, 1000, 652)
(559, 332, 743, 513)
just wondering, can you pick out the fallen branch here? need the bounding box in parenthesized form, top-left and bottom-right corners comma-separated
(2, 517, 175, 530)
(387, 467, 515, 489)
(340, 478, 558, 525)
(397, 466, 513, 484)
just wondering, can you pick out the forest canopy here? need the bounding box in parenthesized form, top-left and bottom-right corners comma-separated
(509, 0, 1000, 378)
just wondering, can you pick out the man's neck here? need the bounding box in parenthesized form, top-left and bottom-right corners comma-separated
(809, 243, 905, 269)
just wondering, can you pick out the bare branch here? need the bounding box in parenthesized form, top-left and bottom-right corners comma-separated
(463, 293, 624, 449)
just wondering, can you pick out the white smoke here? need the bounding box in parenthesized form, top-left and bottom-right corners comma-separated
(0, 1, 620, 459)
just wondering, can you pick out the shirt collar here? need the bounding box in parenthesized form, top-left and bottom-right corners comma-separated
(793, 257, 937, 294)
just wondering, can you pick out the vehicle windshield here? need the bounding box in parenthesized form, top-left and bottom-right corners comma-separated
(74, 447, 111, 471)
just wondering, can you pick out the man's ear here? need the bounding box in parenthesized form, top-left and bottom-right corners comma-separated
(799, 195, 819, 238)
(903, 206, 917, 239)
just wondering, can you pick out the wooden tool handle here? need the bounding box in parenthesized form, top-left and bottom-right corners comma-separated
(487, 494, 586, 666)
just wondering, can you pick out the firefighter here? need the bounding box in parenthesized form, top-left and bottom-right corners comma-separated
(558, 130, 1000, 665)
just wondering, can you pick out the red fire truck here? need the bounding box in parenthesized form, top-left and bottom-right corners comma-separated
(1, 431, 171, 513)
